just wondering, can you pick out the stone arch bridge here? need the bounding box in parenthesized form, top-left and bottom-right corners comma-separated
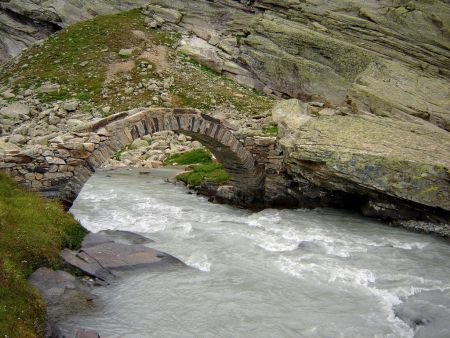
(1, 108, 287, 207)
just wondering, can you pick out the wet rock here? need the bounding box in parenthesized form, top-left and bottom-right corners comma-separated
(392, 221, 450, 239)
(361, 200, 420, 221)
(45, 320, 64, 338)
(61, 239, 183, 282)
(81, 233, 115, 248)
(81, 242, 183, 271)
(75, 328, 101, 338)
(82, 230, 153, 247)
(60, 249, 115, 282)
(28, 268, 95, 322)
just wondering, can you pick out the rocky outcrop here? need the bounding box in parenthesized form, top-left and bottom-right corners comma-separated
(0, 0, 149, 62)
(280, 113, 450, 221)
(145, 0, 450, 131)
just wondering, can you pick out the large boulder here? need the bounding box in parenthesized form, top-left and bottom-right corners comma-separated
(281, 115, 450, 213)
(178, 36, 224, 73)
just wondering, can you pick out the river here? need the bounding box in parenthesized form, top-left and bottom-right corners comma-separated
(61, 168, 450, 338)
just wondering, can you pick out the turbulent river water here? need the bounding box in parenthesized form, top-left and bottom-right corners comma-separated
(62, 168, 450, 338)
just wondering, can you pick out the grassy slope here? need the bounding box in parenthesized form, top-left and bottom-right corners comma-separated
(0, 172, 86, 338)
(0, 9, 273, 117)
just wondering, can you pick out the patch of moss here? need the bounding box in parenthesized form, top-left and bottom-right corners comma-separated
(176, 163, 229, 188)
(164, 149, 212, 165)
(0, 172, 87, 337)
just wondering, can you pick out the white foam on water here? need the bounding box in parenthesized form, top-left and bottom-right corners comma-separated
(275, 256, 415, 338)
(185, 252, 211, 272)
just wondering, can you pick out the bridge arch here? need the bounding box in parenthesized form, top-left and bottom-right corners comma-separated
(61, 108, 264, 205)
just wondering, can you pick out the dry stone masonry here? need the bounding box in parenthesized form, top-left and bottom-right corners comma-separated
(0, 107, 281, 207)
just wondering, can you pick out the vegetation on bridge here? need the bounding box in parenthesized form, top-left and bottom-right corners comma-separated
(164, 149, 229, 188)
(0, 172, 86, 337)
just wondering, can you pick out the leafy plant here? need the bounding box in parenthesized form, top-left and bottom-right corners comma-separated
(114, 149, 123, 161)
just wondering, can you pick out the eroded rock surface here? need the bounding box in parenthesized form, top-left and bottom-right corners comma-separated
(145, 0, 450, 130)
(280, 115, 450, 216)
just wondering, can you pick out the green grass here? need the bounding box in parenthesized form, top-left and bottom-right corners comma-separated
(176, 163, 229, 188)
(0, 8, 167, 112)
(0, 8, 273, 118)
(164, 149, 212, 165)
(0, 172, 87, 337)
(263, 124, 278, 136)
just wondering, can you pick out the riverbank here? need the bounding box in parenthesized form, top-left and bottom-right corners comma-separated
(0, 172, 86, 337)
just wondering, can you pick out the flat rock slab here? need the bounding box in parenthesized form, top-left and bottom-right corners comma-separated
(60, 249, 115, 282)
(82, 230, 153, 248)
(28, 268, 94, 321)
(81, 242, 183, 271)
(61, 240, 184, 282)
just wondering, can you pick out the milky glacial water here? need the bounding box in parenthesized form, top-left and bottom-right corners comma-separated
(62, 168, 450, 338)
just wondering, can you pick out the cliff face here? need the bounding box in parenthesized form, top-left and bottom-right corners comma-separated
(146, 0, 450, 131)
(0, 0, 149, 61)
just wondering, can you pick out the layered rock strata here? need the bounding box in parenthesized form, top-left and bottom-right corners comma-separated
(145, 0, 450, 131)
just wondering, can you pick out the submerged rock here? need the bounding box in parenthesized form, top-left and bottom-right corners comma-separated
(81, 230, 153, 247)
